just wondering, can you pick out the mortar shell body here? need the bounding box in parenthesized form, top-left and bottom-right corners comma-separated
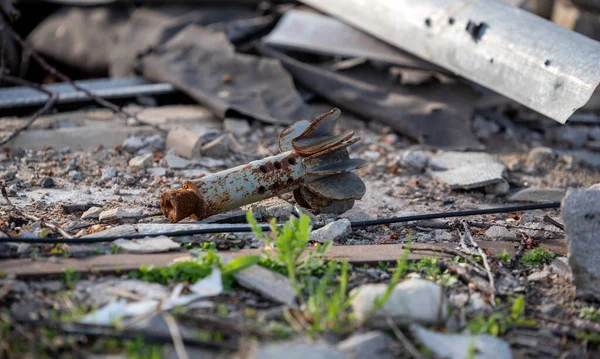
(161, 151, 305, 222)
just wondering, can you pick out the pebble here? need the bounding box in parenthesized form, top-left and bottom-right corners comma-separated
(142, 134, 165, 149)
(122, 136, 145, 153)
(484, 179, 510, 196)
(40, 177, 55, 188)
(6, 184, 17, 197)
(400, 150, 428, 170)
(363, 151, 381, 160)
(102, 168, 117, 181)
(128, 153, 154, 169)
(519, 212, 535, 224)
(550, 257, 571, 278)
(224, 118, 251, 137)
(81, 206, 103, 220)
(112, 184, 121, 195)
(411, 324, 512, 359)
(113, 236, 180, 253)
(562, 189, 600, 300)
(251, 198, 294, 221)
(201, 134, 230, 158)
(161, 154, 191, 169)
(508, 188, 565, 203)
(147, 167, 168, 177)
(527, 267, 551, 282)
(350, 279, 447, 327)
(339, 207, 376, 222)
(1, 170, 17, 181)
(484, 226, 518, 241)
(527, 147, 555, 167)
(256, 342, 348, 359)
(98, 208, 143, 221)
(311, 219, 352, 243)
(338, 331, 395, 359)
(69, 170, 82, 181)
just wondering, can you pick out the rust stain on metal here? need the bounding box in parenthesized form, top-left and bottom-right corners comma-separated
(160, 108, 367, 223)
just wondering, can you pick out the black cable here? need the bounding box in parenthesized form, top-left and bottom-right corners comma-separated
(0, 202, 561, 244)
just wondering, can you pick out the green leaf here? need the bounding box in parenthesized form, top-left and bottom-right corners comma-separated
(222, 255, 261, 276)
(511, 296, 526, 320)
(39, 228, 51, 238)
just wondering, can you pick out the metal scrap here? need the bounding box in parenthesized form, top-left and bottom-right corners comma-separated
(160, 108, 367, 223)
(299, 0, 600, 124)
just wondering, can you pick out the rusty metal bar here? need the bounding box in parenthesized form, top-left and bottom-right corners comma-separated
(160, 108, 367, 223)
(297, 0, 600, 124)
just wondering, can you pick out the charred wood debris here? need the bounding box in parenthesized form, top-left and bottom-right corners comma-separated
(1, 0, 600, 358)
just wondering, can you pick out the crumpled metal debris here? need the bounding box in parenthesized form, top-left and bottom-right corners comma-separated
(160, 108, 366, 223)
(427, 151, 507, 190)
(262, 10, 482, 149)
(299, 0, 600, 124)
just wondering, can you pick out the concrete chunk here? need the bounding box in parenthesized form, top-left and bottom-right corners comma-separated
(563, 188, 600, 300)
(128, 153, 154, 169)
(508, 188, 565, 203)
(113, 236, 180, 253)
(165, 126, 203, 159)
(428, 151, 506, 190)
(98, 208, 143, 221)
(350, 279, 447, 327)
(311, 219, 352, 243)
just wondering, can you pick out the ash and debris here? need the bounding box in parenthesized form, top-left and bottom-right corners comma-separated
(1, 0, 600, 358)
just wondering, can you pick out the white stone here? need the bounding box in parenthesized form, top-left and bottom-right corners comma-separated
(338, 331, 395, 359)
(311, 219, 352, 243)
(484, 226, 518, 241)
(113, 236, 180, 253)
(508, 188, 565, 203)
(128, 153, 154, 169)
(98, 208, 143, 221)
(339, 207, 376, 222)
(224, 118, 251, 137)
(411, 325, 512, 359)
(350, 279, 447, 327)
(400, 150, 428, 170)
(81, 206, 103, 220)
(147, 167, 167, 177)
(162, 154, 191, 169)
(122, 136, 145, 153)
(102, 168, 117, 181)
(527, 268, 551, 282)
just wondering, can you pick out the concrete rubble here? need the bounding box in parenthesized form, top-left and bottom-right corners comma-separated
(337, 331, 397, 359)
(350, 279, 447, 327)
(563, 188, 600, 300)
(112, 236, 181, 253)
(428, 151, 507, 191)
(508, 188, 566, 203)
(411, 325, 513, 359)
(310, 219, 352, 243)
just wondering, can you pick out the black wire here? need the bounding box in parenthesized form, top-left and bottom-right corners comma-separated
(0, 202, 561, 244)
